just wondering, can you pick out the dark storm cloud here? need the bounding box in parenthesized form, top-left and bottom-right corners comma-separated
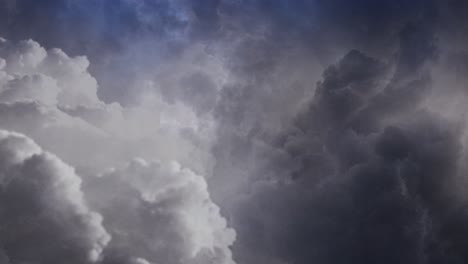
(228, 51, 466, 264)
(209, 3, 468, 261)
(263, 117, 466, 264)
(209, 0, 435, 197)
(2, 1, 468, 264)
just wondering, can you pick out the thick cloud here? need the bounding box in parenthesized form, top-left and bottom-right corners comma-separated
(0, 37, 236, 264)
(0, 130, 110, 264)
(209, 17, 468, 263)
(0, 38, 215, 174)
(0, 37, 100, 107)
(232, 118, 465, 264)
(85, 159, 236, 264)
(4, 1, 468, 264)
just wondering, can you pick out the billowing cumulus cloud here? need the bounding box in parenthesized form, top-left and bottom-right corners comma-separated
(0, 37, 236, 263)
(86, 159, 236, 264)
(0, 130, 110, 264)
(0, 37, 215, 173)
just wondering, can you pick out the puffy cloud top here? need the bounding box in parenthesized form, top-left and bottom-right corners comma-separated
(0, 38, 100, 107)
(4, 1, 468, 264)
(0, 130, 110, 264)
(0, 38, 236, 264)
(87, 159, 236, 264)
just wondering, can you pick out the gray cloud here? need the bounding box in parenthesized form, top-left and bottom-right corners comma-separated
(208, 17, 468, 263)
(0, 130, 110, 264)
(2, 1, 468, 264)
(85, 159, 236, 264)
(0, 38, 236, 264)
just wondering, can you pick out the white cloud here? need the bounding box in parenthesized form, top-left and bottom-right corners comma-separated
(0, 130, 110, 264)
(0, 38, 100, 107)
(86, 158, 236, 264)
(0, 38, 236, 264)
(0, 38, 216, 173)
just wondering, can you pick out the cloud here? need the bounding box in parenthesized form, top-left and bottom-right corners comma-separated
(0, 37, 100, 107)
(0, 37, 215, 174)
(0, 36, 236, 264)
(0, 130, 110, 264)
(213, 19, 468, 263)
(85, 159, 236, 264)
(3, 1, 468, 264)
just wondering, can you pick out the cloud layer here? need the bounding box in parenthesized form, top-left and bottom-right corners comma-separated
(0, 130, 109, 264)
(3, 1, 468, 264)
(0, 38, 236, 264)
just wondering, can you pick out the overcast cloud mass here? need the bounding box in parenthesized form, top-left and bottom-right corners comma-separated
(2, 1, 468, 264)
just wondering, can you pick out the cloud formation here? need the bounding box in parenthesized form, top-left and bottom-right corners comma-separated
(0, 38, 236, 264)
(87, 159, 236, 264)
(0, 130, 110, 264)
(217, 21, 468, 264)
(0, 37, 214, 173)
(3, 1, 468, 264)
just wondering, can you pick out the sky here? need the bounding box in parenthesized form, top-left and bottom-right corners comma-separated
(1, 1, 468, 264)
